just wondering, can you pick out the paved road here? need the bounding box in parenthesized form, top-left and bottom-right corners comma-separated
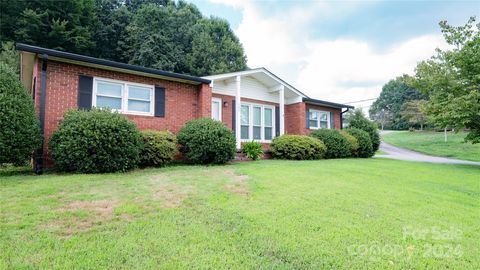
(376, 141, 480, 166)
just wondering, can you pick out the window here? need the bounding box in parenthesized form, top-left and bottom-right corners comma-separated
(240, 103, 275, 142)
(211, 98, 222, 121)
(308, 110, 330, 129)
(253, 106, 261, 140)
(93, 78, 154, 115)
(240, 105, 250, 140)
(264, 108, 273, 140)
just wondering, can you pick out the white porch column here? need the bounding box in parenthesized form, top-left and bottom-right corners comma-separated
(235, 75, 241, 149)
(279, 85, 285, 135)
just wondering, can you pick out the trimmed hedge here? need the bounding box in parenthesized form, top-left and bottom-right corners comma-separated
(0, 63, 41, 165)
(270, 135, 326, 160)
(310, 129, 351, 158)
(345, 128, 374, 158)
(177, 118, 236, 164)
(243, 141, 263, 160)
(140, 130, 178, 167)
(340, 130, 359, 157)
(49, 108, 142, 173)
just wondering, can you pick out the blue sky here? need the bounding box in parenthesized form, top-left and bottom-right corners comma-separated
(190, 0, 478, 110)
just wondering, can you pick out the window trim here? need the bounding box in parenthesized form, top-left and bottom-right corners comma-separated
(240, 102, 275, 143)
(308, 109, 330, 129)
(92, 77, 154, 116)
(211, 97, 222, 121)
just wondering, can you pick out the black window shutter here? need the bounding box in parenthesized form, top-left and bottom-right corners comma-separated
(78, 75, 93, 110)
(232, 100, 236, 133)
(275, 106, 280, 136)
(330, 112, 335, 129)
(154, 86, 165, 117)
(306, 108, 310, 129)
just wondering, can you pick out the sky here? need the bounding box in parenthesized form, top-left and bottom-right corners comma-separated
(190, 0, 479, 112)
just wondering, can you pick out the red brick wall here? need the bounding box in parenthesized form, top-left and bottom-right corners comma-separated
(34, 59, 211, 165)
(285, 102, 307, 135)
(285, 102, 342, 135)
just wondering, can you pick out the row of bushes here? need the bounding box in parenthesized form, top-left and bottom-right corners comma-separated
(48, 108, 378, 173)
(49, 109, 236, 173)
(269, 128, 375, 160)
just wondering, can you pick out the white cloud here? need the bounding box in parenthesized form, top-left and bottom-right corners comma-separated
(208, 0, 449, 113)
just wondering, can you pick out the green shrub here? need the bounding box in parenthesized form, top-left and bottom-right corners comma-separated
(140, 130, 178, 167)
(345, 128, 374, 158)
(0, 63, 41, 165)
(270, 135, 326, 160)
(49, 108, 142, 173)
(310, 129, 351, 158)
(242, 141, 263, 160)
(345, 109, 380, 151)
(177, 118, 236, 164)
(340, 130, 359, 156)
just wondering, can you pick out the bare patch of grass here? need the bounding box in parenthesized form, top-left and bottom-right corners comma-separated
(153, 184, 190, 208)
(223, 169, 250, 197)
(44, 199, 128, 238)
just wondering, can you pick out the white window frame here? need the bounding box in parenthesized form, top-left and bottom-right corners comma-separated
(240, 102, 275, 143)
(211, 97, 222, 121)
(308, 109, 330, 129)
(92, 77, 154, 116)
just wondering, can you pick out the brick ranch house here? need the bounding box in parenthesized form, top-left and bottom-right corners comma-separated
(16, 43, 353, 170)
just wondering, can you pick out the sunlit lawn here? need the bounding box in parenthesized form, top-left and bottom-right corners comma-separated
(1, 159, 479, 269)
(382, 131, 480, 162)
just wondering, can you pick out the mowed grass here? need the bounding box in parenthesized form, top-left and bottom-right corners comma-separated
(1, 159, 479, 269)
(382, 131, 480, 162)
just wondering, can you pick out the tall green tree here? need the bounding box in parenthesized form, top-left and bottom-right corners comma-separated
(187, 18, 247, 76)
(94, 0, 132, 62)
(412, 17, 480, 143)
(369, 75, 426, 130)
(400, 100, 428, 130)
(14, 0, 97, 55)
(1, 0, 248, 76)
(126, 1, 202, 73)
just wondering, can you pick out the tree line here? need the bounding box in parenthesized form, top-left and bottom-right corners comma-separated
(369, 17, 479, 143)
(0, 0, 247, 76)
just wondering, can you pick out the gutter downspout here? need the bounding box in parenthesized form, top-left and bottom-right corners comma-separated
(340, 107, 350, 129)
(35, 54, 48, 175)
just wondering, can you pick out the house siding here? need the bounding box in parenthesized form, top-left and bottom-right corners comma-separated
(34, 59, 211, 166)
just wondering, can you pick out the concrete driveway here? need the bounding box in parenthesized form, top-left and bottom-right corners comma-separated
(376, 141, 480, 166)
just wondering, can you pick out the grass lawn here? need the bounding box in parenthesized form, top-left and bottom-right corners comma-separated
(382, 131, 480, 162)
(1, 159, 479, 269)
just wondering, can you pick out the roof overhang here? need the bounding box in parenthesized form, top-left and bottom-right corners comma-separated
(203, 67, 308, 98)
(303, 97, 354, 109)
(15, 43, 210, 85)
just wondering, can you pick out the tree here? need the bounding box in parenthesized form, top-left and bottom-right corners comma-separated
(369, 75, 426, 130)
(94, 0, 132, 62)
(1, 0, 248, 77)
(412, 17, 480, 143)
(0, 64, 41, 165)
(187, 18, 247, 76)
(126, 1, 247, 76)
(371, 108, 393, 130)
(400, 100, 428, 130)
(126, 2, 202, 73)
(0, 42, 20, 76)
(14, 0, 97, 55)
(345, 109, 380, 152)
